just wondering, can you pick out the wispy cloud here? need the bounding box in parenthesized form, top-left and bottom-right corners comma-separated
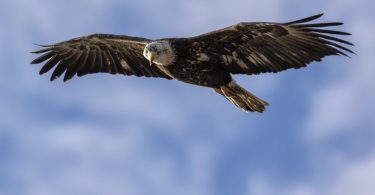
(244, 151, 375, 195)
(303, 11, 375, 140)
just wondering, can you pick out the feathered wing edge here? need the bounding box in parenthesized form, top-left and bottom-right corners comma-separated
(187, 13, 355, 76)
(285, 13, 355, 57)
(30, 34, 173, 81)
(227, 13, 356, 75)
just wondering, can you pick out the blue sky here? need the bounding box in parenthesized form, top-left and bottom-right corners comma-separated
(0, 0, 374, 195)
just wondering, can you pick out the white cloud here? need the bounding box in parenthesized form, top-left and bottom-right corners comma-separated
(327, 154, 375, 195)
(244, 151, 375, 195)
(2, 121, 222, 195)
(290, 152, 375, 195)
(303, 16, 375, 140)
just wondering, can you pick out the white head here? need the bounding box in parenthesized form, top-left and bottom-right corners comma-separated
(143, 41, 176, 66)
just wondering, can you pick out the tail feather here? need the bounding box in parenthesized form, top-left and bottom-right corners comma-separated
(214, 81, 269, 113)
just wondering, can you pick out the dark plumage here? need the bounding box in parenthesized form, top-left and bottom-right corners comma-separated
(31, 34, 172, 81)
(31, 14, 354, 112)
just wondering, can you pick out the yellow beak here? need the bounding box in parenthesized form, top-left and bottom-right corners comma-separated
(149, 54, 155, 66)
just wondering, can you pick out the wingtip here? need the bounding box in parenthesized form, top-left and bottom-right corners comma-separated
(310, 13, 324, 20)
(340, 49, 357, 58)
(339, 31, 352, 36)
(308, 13, 325, 19)
(30, 58, 43, 64)
(286, 13, 325, 25)
(32, 43, 51, 47)
(39, 68, 49, 75)
(31, 47, 52, 54)
(50, 76, 57, 82)
(31, 43, 54, 54)
(63, 74, 72, 82)
(30, 49, 49, 54)
(349, 50, 358, 56)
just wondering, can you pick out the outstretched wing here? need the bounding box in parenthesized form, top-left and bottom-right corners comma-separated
(31, 34, 172, 81)
(188, 13, 354, 75)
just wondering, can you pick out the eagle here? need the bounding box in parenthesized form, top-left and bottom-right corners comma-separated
(31, 13, 354, 113)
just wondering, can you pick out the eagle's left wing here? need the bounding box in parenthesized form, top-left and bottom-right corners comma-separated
(188, 14, 354, 75)
(31, 34, 172, 81)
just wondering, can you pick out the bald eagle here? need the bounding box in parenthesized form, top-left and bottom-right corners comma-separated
(31, 14, 354, 112)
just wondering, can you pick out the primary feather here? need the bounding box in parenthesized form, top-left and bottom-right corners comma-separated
(186, 13, 354, 75)
(31, 34, 172, 81)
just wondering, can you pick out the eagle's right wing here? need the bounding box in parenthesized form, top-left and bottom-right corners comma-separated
(188, 14, 354, 75)
(31, 34, 172, 81)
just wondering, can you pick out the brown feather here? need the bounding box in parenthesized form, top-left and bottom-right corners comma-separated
(31, 33, 172, 81)
(185, 14, 353, 75)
